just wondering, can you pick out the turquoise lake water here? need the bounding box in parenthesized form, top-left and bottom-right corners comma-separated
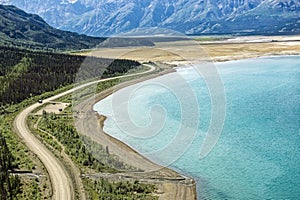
(94, 56, 300, 199)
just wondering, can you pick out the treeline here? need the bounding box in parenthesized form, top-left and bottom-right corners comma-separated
(0, 46, 140, 106)
(0, 132, 21, 200)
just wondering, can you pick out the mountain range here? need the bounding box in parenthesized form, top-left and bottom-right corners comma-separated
(0, 0, 299, 36)
(0, 4, 105, 50)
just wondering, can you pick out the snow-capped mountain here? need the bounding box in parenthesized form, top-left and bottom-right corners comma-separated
(1, 0, 299, 36)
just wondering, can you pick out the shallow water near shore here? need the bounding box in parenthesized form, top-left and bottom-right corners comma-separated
(94, 56, 300, 199)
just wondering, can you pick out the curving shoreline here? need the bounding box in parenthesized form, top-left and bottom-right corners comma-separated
(74, 64, 197, 200)
(76, 50, 300, 199)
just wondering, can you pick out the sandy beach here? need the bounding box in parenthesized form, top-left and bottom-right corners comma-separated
(73, 36, 300, 199)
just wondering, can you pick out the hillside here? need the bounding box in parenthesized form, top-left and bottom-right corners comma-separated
(0, 46, 140, 106)
(0, 4, 105, 50)
(1, 0, 299, 36)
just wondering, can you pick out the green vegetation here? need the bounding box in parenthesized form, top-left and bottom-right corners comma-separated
(0, 132, 21, 199)
(58, 63, 150, 104)
(81, 134, 137, 171)
(28, 102, 158, 199)
(84, 178, 158, 200)
(0, 4, 106, 51)
(28, 100, 138, 171)
(98, 37, 154, 48)
(0, 45, 158, 199)
(0, 114, 34, 170)
(0, 50, 88, 199)
(0, 46, 140, 106)
(31, 113, 117, 172)
(0, 101, 50, 199)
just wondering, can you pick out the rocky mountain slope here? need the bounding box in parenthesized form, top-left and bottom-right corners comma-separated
(0, 4, 105, 50)
(1, 0, 299, 36)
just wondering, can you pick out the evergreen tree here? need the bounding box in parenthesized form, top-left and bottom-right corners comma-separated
(0, 132, 20, 199)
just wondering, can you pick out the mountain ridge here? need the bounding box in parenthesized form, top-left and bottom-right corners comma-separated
(1, 0, 299, 36)
(0, 4, 105, 50)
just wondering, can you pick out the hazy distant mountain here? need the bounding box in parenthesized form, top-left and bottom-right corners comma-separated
(1, 0, 299, 36)
(0, 4, 105, 50)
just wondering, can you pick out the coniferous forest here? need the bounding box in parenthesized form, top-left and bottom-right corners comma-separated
(0, 46, 140, 106)
(0, 132, 21, 200)
(0, 46, 141, 199)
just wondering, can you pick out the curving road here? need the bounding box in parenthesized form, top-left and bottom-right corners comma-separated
(14, 64, 156, 200)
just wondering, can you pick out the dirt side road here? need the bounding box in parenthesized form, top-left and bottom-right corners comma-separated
(14, 64, 156, 200)
(15, 104, 74, 200)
